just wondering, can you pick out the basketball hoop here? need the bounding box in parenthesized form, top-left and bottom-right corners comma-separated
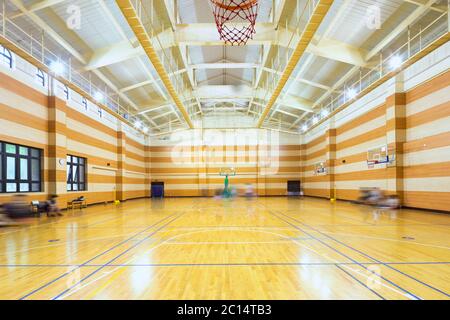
(210, 0, 259, 46)
(219, 167, 236, 176)
(367, 160, 378, 169)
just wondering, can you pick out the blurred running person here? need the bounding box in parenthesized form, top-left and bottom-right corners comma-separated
(47, 195, 63, 217)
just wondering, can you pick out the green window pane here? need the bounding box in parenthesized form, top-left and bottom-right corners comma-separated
(19, 146, 28, 156)
(6, 144, 16, 154)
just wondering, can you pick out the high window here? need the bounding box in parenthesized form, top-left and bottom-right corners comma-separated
(0, 46, 13, 69)
(66, 155, 87, 192)
(36, 68, 46, 87)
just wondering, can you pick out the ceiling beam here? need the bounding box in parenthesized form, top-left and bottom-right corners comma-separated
(290, 0, 441, 131)
(175, 23, 366, 66)
(256, 0, 334, 128)
(138, 103, 173, 115)
(309, 37, 367, 66)
(116, 0, 194, 128)
(8, 0, 154, 129)
(9, 0, 66, 19)
(191, 62, 259, 70)
(293, 0, 443, 132)
(197, 73, 252, 86)
(247, 0, 287, 116)
(269, 0, 355, 124)
(262, 67, 332, 91)
(365, 0, 440, 61)
(120, 80, 154, 93)
(194, 84, 314, 112)
(87, 20, 368, 71)
(403, 0, 446, 13)
(273, 108, 302, 119)
(95, 0, 167, 127)
(159, 0, 202, 116)
(9, 0, 85, 62)
(85, 40, 143, 71)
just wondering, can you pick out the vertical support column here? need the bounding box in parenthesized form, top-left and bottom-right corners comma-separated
(256, 132, 267, 196)
(47, 96, 68, 208)
(144, 135, 151, 198)
(326, 128, 336, 200)
(198, 130, 208, 196)
(198, 145, 208, 197)
(385, 92, 406, 203)
(299, 135, 306, 196)
(116, 125, 127, 201)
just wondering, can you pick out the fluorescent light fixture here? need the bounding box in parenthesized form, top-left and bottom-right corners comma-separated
(389, 55, 402, 70)
(50, 61, 65, 75)
(143, 127, 149, 133)
(134, 120, 142, 129)
(301, 124, 308, 132)
(94, 92, 104, 102)
(347, 88, 357, 100)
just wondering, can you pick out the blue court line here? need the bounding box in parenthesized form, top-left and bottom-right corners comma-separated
(263, 207, 421, 300)
(51, 210, 187, 300)
(277, 209, 450, 299)
(19, 211, 180, 300)
(2, 261, 450, 268)
(335, 265, 385, 300)
(310, 223, 450, 227)
(309, 209, 379, 226)
(165, 225, 294, 229)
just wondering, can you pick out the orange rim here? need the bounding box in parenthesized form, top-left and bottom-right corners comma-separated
(211, 0, 258, 11)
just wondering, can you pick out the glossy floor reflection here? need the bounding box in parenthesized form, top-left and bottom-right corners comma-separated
(0, 197, 449, 300)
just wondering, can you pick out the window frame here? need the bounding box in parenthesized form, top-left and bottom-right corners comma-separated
(63, 84, 70, 101)
(0, 141, 42, 194)
(66, 155, 87, 192)
(0, 46, 13, 69)
(82, 97, 88, 110)
(36, 68, 46, 87)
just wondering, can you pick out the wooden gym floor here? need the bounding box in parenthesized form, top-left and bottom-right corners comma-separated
(0, 197, 449, 300)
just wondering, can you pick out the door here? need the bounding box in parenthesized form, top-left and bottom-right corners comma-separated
(287, 180, 301, 196)
(151, 182, 164, 198)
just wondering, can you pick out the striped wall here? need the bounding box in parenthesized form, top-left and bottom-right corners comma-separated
(1, 38, 448, 212)
(303, 41, 450, 212)
(0, 63, 149, 208)
(147, 129, 302, 197)
(402, 71, 450, 210)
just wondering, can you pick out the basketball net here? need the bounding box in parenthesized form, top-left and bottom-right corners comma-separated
(209, 0, 259, 46)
